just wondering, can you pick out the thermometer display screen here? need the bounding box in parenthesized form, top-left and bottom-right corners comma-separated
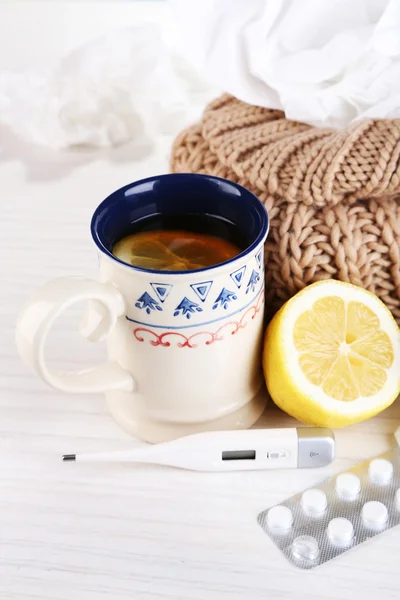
(221, 450, 256, 461)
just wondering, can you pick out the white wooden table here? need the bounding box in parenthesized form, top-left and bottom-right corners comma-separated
(1, 3, 400, 599)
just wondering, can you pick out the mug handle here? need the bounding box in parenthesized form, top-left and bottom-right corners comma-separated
(16, 277, 134, 394)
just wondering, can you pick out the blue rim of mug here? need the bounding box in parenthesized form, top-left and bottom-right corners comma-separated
(90, 173, 269, 275)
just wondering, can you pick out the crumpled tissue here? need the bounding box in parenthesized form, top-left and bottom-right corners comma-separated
(0, 25, 215, 149)
(171, 0, 400, 129)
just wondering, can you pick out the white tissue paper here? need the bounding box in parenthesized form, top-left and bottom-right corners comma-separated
(171, 0, 400, 129)
(0, 25, 216, 149)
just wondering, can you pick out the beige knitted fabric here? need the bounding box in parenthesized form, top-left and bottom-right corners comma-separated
(171, 94, 400, 325)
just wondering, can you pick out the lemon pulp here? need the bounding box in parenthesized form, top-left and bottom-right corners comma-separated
(294, 297, 393, 401)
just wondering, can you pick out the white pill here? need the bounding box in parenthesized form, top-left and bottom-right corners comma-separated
(362, 501, 388, 528)
(267, 505, 293, 532)
(301, 489, 327, 516)
(368, 459, 393, 485)
(396, 489, 400, 510)
(335, 473, 361, 500)
(291, 535, 320, 562)
(327, 518, 354, 547)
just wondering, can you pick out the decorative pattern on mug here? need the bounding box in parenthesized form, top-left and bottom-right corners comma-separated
(150, 283, 173, 303)
(255, 248, 263, 269)
(246, 270, 260, 294)
(133, 291, 264, 348)
(135, 292, 162, 314)
(212, 287, 237, 310)
(173, 297, 203, 319)
(131, 248, 264, 322)
(230, 265, 246, 288)
(190, 281, 213, 302)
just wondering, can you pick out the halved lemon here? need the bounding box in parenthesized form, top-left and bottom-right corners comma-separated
(263, 280, 400, 428)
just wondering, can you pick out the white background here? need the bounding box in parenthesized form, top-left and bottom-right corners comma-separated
(1, 2, 400, 599)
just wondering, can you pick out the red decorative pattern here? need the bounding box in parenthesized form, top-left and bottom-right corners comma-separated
(133, 291, 265, 348)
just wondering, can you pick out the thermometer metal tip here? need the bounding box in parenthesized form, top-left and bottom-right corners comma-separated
(63, 454, 76, 461)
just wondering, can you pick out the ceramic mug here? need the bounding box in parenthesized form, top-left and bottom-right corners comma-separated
(16, 174, 269, 442)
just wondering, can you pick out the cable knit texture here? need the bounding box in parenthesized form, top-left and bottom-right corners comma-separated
(170, 95, 400, 324)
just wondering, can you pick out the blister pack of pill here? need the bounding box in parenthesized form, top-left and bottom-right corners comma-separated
(257, 447, 400, 569)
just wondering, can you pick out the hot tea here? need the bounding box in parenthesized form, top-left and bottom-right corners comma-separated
(112, 214, 245, 271)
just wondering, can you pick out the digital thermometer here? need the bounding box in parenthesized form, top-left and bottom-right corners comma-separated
(63, 427, 335, 472)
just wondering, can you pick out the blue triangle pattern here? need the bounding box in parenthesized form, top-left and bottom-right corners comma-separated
(230, 265, 246, 288)
(212, 288, 238, 310)
(150, 283, 173, 303)
(174, 297, 203, 319)
(255, 249, 263, 269)
(256, 248, 263, 268)
(135, 292, 162, 315)
(190, 281, 213, 302)
(246, 269, 261, 294)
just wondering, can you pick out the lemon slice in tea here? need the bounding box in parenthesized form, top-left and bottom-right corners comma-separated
(112, 230, 241, 271)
